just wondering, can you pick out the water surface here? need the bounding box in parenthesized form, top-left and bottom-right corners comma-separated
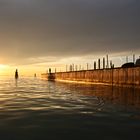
(0, 76, 140, 140)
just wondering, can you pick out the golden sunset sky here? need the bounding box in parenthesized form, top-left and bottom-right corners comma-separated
(0, 0, 140, 76)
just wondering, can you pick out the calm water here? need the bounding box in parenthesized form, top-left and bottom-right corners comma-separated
(0, 76, 140, 140)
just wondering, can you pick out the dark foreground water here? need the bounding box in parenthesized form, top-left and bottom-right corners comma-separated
(0, 77, 140, 140)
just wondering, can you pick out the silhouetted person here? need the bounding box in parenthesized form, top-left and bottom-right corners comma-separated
(15, 69, 19, 79)
(34, 73, 37, 77)
(49, 68, 51, 74)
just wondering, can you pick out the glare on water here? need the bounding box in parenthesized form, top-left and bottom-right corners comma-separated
(0, 76, 140, 140)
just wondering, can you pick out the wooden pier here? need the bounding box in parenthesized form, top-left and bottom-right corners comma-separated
(41, 66, 140, 88)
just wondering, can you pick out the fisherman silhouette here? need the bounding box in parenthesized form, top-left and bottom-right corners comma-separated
(15, 69, 19, 79)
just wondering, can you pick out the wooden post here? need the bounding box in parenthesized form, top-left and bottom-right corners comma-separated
(133, 54, 135, 64)
(72, 64, 74, 71)
(94, 61, 96, 70)
(103, 57, 105, 69)
(106, 55, 109, 68)
(110, 60, 112, 68)
(87, 63, 89, 70)
(98, 59, 100, 69)
(70, 65, 72, 71)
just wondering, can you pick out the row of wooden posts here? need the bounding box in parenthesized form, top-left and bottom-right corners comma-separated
(47, 54, 138, 73)
(67, 55, 114, 72)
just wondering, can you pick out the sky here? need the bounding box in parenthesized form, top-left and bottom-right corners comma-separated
(0, 0, 140, 76)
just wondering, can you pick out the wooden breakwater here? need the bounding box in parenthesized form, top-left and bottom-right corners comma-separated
(41, 67, 140, 87)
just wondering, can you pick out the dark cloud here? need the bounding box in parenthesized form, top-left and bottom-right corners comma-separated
(0, 0, 140, 64)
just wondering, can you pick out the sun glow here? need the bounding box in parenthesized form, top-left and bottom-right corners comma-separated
(0, 64, 7, 69)
(0, 64, 10, 75)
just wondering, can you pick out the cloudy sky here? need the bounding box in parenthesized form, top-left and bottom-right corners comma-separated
(0, 0, 140, 75)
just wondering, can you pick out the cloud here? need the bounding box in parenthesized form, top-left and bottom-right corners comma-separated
(0, 0, 140, 65)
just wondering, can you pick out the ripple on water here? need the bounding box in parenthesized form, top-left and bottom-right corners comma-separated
(0, 77, 105, 115)
(0, 77, 140, 140)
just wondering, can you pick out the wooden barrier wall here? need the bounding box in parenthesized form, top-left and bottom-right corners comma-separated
(42, 67, 140, 87)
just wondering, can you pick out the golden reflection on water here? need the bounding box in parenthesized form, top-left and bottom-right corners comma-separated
(55, 82, 140, 109)
(0, 76, 140, 112)
(0, 76, 140, 140)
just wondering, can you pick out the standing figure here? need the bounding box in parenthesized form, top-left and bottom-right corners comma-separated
(49, 68, 51, 74)
(15, 69, 19, 79)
